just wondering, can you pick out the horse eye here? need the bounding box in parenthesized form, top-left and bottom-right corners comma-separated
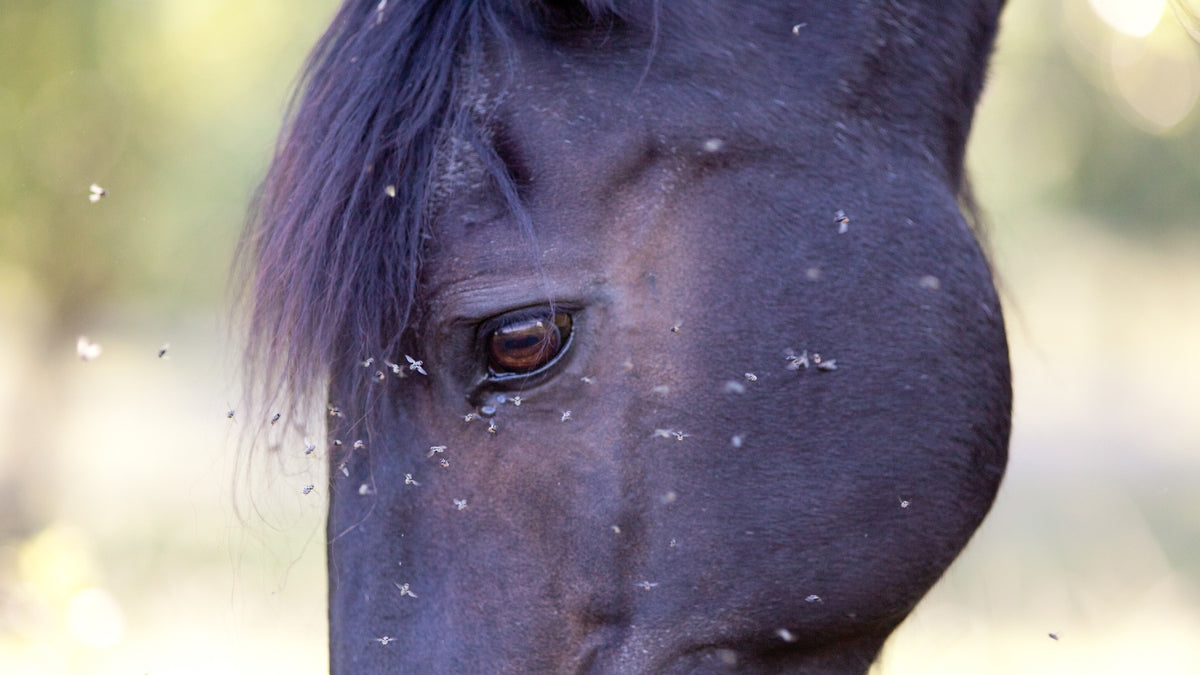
(487, 311, 572, 376)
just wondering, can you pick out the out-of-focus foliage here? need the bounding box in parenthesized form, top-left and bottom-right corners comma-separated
(1, 3, 340, 672)
(969, 0, 1200, 231)
(0, 0, 336, 324)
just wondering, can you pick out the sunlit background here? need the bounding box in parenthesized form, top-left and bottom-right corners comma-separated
(1, 1, 1198, 673)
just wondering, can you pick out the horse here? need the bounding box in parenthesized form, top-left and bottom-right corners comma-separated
(242, 1, 1011, 672)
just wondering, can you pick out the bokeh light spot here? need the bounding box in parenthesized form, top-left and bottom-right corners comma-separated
(1109, 33, 1200, 133)
(66, 588, 126, 649)
(1088, 0, 1166, 37)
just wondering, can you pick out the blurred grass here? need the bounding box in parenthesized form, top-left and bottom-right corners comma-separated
(1, 1, 1199, 673)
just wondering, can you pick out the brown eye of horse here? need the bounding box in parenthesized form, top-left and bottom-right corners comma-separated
(488, 312, 572, 375)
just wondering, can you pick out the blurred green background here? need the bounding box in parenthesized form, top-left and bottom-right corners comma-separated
(1, 1, 1197, 673)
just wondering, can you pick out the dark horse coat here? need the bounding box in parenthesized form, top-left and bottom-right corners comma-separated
(244, 1, 1010, 672)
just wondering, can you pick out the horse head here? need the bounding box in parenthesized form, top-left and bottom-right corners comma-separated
(245, 1, 1010, 671)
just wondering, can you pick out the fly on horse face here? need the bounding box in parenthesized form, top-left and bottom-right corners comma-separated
(244, 0, 1010, 672)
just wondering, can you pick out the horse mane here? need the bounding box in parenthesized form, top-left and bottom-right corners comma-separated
(237, 0, 655, 421)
